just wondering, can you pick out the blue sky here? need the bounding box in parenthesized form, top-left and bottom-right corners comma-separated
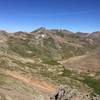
(0, 0, 100, 32)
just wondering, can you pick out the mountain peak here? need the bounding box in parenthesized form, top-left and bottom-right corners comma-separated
(31, 27, 47, 33)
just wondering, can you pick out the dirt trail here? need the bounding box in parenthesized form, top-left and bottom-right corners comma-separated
(5, 70, 57, 93)
(58, 55, 87, 64)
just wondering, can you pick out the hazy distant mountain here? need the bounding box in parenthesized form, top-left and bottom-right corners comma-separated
(0, 28, 100, 100)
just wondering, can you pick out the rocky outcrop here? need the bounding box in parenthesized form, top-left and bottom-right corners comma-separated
(50, 86, 100, 100)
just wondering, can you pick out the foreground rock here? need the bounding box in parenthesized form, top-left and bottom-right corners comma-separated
(50, 86, 100, 100)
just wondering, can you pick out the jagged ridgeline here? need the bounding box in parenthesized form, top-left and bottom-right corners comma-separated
(0, 28, 100, 100)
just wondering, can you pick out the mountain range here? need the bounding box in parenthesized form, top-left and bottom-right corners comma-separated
(0, 27, 100, 100)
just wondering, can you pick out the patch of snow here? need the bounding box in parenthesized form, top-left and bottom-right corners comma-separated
(41, 34, 45, 38)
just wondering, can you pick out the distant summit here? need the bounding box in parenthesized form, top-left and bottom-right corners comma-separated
(31, 27, 47, 33)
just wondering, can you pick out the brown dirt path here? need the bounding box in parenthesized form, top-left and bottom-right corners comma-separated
(5, 70, 57, 94)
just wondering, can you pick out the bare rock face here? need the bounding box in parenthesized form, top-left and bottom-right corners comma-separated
(50, 86, 100, 100)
